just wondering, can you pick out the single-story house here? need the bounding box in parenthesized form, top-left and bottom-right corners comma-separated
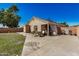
(24, 16, 66, 36)
(0, 24, 8, 28)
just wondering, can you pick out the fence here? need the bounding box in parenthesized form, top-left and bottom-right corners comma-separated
(0, 28, 23, 33)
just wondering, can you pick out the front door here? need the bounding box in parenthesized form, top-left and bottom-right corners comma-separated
(26, 25, 31, 33)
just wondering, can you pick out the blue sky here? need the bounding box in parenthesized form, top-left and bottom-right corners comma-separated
(0, 3, 79, 26)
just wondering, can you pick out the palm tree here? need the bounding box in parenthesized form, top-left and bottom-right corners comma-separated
(9, 4, 19, 13)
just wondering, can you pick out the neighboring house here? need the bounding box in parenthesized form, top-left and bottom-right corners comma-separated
(61, 26, 79, 36)
(60, 26, 70, 35)
(24, 16, 65, 35)
(0, 24, 8, 28)
(69, 26, 77, 35)
(68, 26, 79, 36)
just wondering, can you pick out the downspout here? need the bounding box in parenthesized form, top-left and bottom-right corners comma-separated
(47, 23, 49, 36)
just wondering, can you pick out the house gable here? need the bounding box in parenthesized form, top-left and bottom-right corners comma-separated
(28, 17, 49, 25)
(28, 17, 49, 32)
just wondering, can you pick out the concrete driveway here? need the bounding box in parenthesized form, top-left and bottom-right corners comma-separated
(22, 34, 79, 56)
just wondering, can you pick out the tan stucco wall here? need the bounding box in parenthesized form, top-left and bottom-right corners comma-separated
(66, 26, 79, 36)
(28, 17, 48, 32)
(71, 27, 77, 35)
(77, 26, 79, 36)
(23, 26, 26, 33)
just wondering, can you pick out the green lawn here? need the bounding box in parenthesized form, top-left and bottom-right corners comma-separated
(0, 33, 25, 56)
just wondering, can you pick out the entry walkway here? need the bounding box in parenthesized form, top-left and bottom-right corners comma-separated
(22, 34, 79, 56)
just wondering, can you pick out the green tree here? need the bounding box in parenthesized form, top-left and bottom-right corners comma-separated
(0, 9, 6, 26)
(7, 4, 19, 13)
(0, 5, 21, 28)
(60, 22, 69, 27)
